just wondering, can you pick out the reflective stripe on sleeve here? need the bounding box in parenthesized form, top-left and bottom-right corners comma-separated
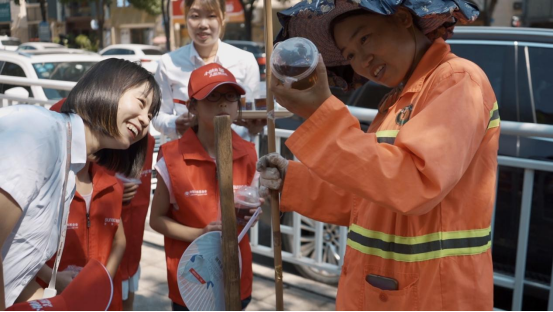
(488, 101, 500, 129)
(376, 130, 400, 144)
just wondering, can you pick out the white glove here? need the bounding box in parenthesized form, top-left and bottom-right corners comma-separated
(256, 152, 289, 197)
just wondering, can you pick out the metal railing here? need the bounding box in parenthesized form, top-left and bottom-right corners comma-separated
(0, 94, 56, 107)
(2, 77, 553, 310)
(0, 75, 74, 108)
(0, 75, 76, 90)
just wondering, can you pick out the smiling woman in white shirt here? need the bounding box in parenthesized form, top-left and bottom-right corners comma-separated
(0, 58, 161, 309)
(153, 0, 263, 141)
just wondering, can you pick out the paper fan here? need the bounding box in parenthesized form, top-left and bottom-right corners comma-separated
(177, 231, 242, 310)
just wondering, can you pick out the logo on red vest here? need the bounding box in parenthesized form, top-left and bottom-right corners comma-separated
(67, 222, 79, 230)
(104, 218, 120, 226)
(184, 190, 208, 197)
(140, 169, 152, 178)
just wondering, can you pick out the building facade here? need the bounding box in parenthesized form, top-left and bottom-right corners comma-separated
(106, 0, 163, 47)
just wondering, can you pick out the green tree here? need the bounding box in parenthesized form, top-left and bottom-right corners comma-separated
(129, 0, 161, 15)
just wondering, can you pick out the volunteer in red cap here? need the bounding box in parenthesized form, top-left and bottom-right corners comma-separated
(150, 63, 261, 310)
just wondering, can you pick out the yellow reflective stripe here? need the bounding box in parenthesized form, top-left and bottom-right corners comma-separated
(349, 224, 492, 245)
(488, 118, 500, 129)
(347, 239, 491, 263)
(489, 102, 499, 118)
(488, 101, 500, 129)
(375, 130, 400, 138)
(441, 226, 492, 239)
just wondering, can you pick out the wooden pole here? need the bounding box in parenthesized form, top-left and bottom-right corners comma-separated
(215, 115, 242, 311)
(262, 0, 285, 310)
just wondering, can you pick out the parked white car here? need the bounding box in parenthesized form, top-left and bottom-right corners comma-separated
(99, 44, 163, 73)
(17, 42, 66, 51)
(21, 48, 100, 56)
(0, 51, 102, 101)
(0, 36, 21, 51)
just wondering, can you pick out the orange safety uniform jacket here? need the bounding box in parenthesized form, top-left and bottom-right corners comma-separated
(42, 163, 124, 310)
(119, 134, 155, 280)
(160, 129, 257, 306)
(280, 38, 500, 310)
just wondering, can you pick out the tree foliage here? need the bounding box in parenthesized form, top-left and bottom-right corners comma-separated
(129, 0, 161, 15)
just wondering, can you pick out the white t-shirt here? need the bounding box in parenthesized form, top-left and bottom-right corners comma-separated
(0, 105, 87, 307)
(154, 158, 179, 207)
(152, 40, 261, 141)
(81, 190, 92, 214)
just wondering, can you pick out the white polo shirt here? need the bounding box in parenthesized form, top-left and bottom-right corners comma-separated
(0, 105, 87, 307)
(152, 40, 261, 140)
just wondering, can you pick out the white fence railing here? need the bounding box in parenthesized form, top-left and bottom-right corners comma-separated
(0, 75, 76, 90)
(2, 78, 553, 310)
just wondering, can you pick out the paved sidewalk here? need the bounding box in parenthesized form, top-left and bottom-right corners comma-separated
(133, 242, 337, 311)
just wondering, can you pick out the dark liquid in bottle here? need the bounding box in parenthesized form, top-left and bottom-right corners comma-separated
(235, 207, 252, 226)
(274, 64, 318, 90)
(274, 42, 318, 90)
(291, 70, 318, 90)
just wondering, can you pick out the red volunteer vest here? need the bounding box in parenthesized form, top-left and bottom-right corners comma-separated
(119, 134, 155, 280)
(43, 163, 124, 310)
(161, 129, 257, 306)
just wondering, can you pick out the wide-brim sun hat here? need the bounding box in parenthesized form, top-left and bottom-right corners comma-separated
(276, 0, 480, 67)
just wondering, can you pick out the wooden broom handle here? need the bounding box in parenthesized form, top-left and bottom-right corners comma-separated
(215, 115, 242, 311)
(263, 0, 285, 310)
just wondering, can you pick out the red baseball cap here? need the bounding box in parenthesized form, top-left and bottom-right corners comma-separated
(188, 63, 246, 101)
(7, 259, 113, 311)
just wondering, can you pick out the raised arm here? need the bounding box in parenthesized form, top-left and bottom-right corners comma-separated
(286, 72, 495, 216)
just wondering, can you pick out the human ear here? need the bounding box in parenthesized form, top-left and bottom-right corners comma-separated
(394, 7, 414, 29)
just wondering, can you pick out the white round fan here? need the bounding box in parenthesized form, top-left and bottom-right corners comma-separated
(177, 231, 242, 311)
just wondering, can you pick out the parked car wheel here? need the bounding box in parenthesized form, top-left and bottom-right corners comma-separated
(282, 213, 341, 285)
